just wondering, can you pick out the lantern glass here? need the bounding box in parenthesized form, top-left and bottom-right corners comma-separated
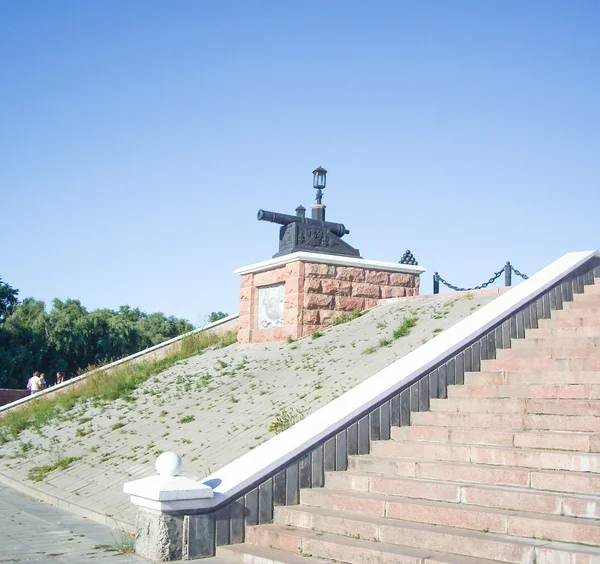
(312, 167, 327, 189)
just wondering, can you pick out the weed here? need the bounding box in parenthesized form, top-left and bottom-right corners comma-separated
(432, 328, 443, 335)
(379, 338, 392, 347)
(332, 310, 363, 326)
(392, 316, 418, 339)
(268, 407, 307, 434)
(286, 335, 295, 344)
(179, 415, 195, 424)
(311, 331, 324, 339)
(362, 346, 377, 355)
(110, 422, 126, 431)
(93, 525, 137, 554)
(27, 456, 82, 482)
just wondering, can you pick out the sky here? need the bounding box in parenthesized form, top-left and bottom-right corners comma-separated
(1, 0, 599, 326)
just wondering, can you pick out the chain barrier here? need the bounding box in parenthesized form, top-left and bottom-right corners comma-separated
(434, 262, 529, 293)
(511, 266, 528, 280)
(436, 268, 504, 292)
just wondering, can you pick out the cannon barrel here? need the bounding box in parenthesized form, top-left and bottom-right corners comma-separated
(257, 209, 349, 238)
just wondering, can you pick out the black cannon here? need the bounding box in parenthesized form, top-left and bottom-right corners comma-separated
(257, 209, 349, 239)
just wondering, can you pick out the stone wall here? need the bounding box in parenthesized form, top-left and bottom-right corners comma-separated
(238, 259, 420, 343)
(301, 263, 418, 336)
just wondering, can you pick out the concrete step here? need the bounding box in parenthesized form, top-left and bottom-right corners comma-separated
(482, 357, 600, 371)
(411, 410, 600, 432)
(271, 505, 600, 563)
(217, 542, 338, 563)
(550, 307, 600, 320)
(298, 488, 600, 545)
(320, 472, 600, 519)
(465, 369, 600, 385)
(447, 382, 600, 399)
(392, 425, 600, 452)
(348, 455, 600, 495)
(371, 440, 600, 473)
(429, 397, 600, 416)
(244, 524, 502, 564)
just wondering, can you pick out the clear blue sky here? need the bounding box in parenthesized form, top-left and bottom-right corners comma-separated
(2, 1, 598, 325)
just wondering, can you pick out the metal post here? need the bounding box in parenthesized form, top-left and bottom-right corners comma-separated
(505, 262, 512, 287)
(433, 272, 440, 294)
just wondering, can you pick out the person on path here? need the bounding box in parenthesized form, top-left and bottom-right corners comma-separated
(26, 372, 42, 395)
(39, 373, 47, 390)
(56, 372, 64, 385)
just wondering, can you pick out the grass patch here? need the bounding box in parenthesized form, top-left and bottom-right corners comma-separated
(110, 422, 126, 431)
(392, 316, 418, 339)
(432, 327, 443, 335)
(311, 331, 324, 339)
(179, 415, 195, 424)
(362, 346, 378, 355)
(268, 407, 308, 434)
(0, 330, 237, 442)
(332, 310, 363, 326)
(27, 456, 82, 482)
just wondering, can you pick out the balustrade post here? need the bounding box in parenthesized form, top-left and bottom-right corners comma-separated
(505, 262, 512, 287)
(433, 272, 440, 294)
(124, 452, 216, 560)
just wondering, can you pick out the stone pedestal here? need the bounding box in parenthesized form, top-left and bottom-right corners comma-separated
(123, 452, 215, 561)
(235, 251, 425, 343)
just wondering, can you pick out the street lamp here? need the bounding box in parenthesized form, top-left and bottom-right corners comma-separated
(312, 166, 327, 204)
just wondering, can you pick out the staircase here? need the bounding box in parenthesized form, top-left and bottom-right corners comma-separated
(217, 282, 600, 563)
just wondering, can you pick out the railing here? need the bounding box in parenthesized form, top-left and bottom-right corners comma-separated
(150, 251, 600, 559)
(433, 261, 529, 294)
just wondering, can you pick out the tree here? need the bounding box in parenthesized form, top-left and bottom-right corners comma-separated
(208, 311, 228, 323)
(0, 276, 19, 322)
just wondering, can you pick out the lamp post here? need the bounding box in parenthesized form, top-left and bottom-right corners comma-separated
(312, 166, 327, 204)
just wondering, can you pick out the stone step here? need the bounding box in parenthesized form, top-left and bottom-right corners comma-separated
(465, 369, 600, 385)
(348, 456, 600, 495)
(482, 358, 600, 371)
(429, 397, 600, 416)
(411, 410, 600, 432)
(217, 542, 338, 563)
(298, 488, 600, 545)
(392, 425, 600, 452)
(272, 505, 600, 563)
(514, 335, 600, 347)
(496, 345, 600, 359)
(370, 440, 600, 473)
(550, 307, 600, 320)
(528, 326, 600, 338)
(447, 382, 600, 399)
(320, 472, 600, 519)
(244, 524, 502, 564)
(566, 295, 600, 309)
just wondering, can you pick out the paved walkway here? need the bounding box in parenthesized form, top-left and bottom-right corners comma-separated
(0, 483, 230, 563)
(0, 482, 142, 563)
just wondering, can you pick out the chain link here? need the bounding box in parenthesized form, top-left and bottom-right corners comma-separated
(436, 268, 504, 292)
(511, 266, 528, 280)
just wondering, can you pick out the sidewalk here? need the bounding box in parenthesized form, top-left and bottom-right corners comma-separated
(0, 482, 143, 563)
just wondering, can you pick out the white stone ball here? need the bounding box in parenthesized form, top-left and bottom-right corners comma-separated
(156, 452, 183, 476)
